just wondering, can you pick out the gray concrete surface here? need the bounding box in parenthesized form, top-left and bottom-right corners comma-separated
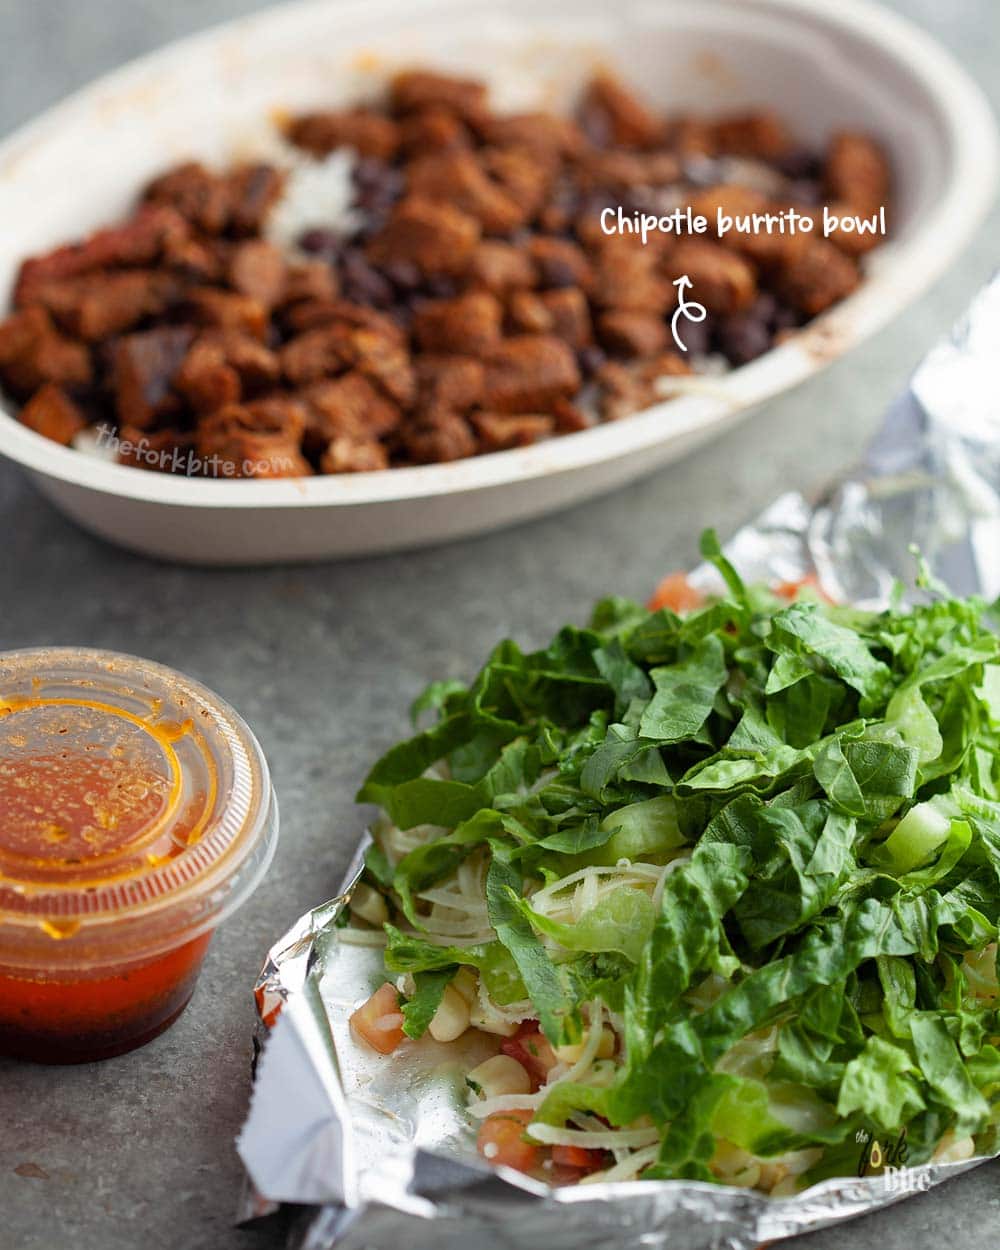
(0, 1, 998, 1247)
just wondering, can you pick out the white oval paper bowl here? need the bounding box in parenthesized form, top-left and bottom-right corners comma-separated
(0, 0, 995, 564)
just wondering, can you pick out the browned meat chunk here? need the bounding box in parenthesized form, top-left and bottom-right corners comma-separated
(321, 436, 389, 473)
(579, 74, 664, 149)
(117, 425, 195, 473)
(415, 355, 484, 411)
(287, 110, 401, 160)
(18, 383, 87, 446)
(468, 241, 536, 294)
(228, 240, 288, 309)
(407, 150, 525, 234)
(144, 163, 233, 234)
(34, 270, 181, 341)
(366, 196, 480, 276)
(0, 307, 92, 396)
(483, 335, 581, 412)
(592, 245, 671, 315)
(402, 408, 477, 463)
(227, 164, 285, 237)
(390, 70, 488, 122)
(413, 291, 503, 355)
(280, 326, 348, 385)
(304, 371, 401, 443)
(187, 288, 268, 340)
(196, 398, 311, 478)
(111, 326, 194, 428)
(176, 330, 279, 413)
(471, 411, 554, 451)
(400, 108, 472, 156)
(774, 239, 859, 316)
(509, 288, 592, 350)
(825, 131, 890, 214)
(479, 112, 586, 157)
(597, 352, 690, 421)
(281, 260, 339, 307)
(529, 237, 593, 292)
(597, 310, 668, 358)
(13, 205, 187, 306)
(665, 241, 757, 314)
(712, 111, 791, 159)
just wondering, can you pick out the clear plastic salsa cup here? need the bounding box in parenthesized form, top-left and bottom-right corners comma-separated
(0, 647, 278, 1063)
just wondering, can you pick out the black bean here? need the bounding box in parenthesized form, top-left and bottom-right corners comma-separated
(773, 305, 801, 332)
(537, 257, 578, 289)
(340, 249, 395, 308)
(422, 275, 458, 300)
(749, 292, 779, 327)
(383, 259, 422, 292)
(717, 314, 771, 365)
(675, 314, 712, 358)
(785, 179, 822, 206)
(577, 345, 607, 376)
(776, 148, 822, 180)
(298, 227, 343, 257)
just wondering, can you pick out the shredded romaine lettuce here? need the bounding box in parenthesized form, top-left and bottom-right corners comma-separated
(352, 537, 1000, 1190)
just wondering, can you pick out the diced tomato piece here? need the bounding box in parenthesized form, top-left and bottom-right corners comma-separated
(501, 1029, 557, 1089)
(349, 982, 406, 1054)
(772, 574, 833, 604)
(551, 1144, 607, 1172)
(648, 572, 704, 614)
(477, 1108, 540, 1174)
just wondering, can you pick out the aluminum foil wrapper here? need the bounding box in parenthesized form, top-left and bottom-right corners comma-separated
(237, 274, 1000, 1248)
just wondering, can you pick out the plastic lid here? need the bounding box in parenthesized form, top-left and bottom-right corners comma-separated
(0, 648, 278, 969)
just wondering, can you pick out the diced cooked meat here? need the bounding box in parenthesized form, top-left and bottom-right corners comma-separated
(186, 288, 269, 340)
(176, 330, 279, 413)
(412, 291, 503, 355)
(467, 241, 536, 294)
(366, 196, 481, 275)
(228, 240, 288, 309)
(665, 241, 757, 315)
(320, 436, 389, 473)
(712, 111, 792, 159)
(112, 326, 194, 428)
(13, 205, 187, 307)
(287, 110, 401, 160)
(825, 131, 890, 214)
(18, 383, 87, 446)
(471, 411, 554, 451)
(774, 239, 859, 316)
(597, 310, 668, 358)
(0, 307, 92, 396)
(415, 355, 484, 411)
(579, 74, 665, 149)
(483, 336, 581, 412)
(195, 398, 312, 478)
(407, 150, 525, 234)
(402, 408, 477, 463)
(390, 70, 488, 122)
(34, 270, 182, 341)
(227, 163, 285, 237)
(597, 352, 691, 421)
(509, 288, 593, 350)
(529, 237, 593, 292)
(304, 371, 401, 443)
(143, 163, 233, 234)
(400, 107, 472, 157)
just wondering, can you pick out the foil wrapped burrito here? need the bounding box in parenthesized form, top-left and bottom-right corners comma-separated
(237, 274, 1000, 1249)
